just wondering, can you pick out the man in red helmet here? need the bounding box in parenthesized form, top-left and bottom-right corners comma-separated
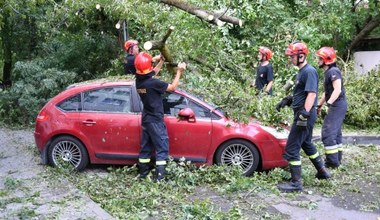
(124, 39, 140, 75)
(134, 51, 186, 181)
(316, 47, 347, 168)
(123, 39, 161, 75)
(276, 41, 331, 193)
(254, 46, 274, 95)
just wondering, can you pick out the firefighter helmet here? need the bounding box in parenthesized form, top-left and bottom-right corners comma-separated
(134, 52, 153, 75)
(316, 47, 336, 65)
(285, 41, 309, 56)
(259, 46, 273, 60)
(124, 39, 138, 52)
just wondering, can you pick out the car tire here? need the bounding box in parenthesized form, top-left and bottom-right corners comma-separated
(48, 136, 89, 171)
(215, 139, 260, 176)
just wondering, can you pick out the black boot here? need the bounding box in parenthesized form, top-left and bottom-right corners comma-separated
(325, 152, 340, 168)
(310, 156, 331, 179)
(338, 150, 343, 164)
(278, 165, 303, 193)
(138, 162, 150, 179)
(154, 165, 166, 182)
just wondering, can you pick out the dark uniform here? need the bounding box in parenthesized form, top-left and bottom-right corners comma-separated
(124, 54, 137, 75)
(135, 71, 169, 169)
(321, 66, 347, 167)
(255, 63, 274, 95)
(284, 64, 319, 163)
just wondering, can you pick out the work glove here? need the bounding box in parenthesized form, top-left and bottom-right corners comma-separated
(296, 109, 310, 128)
(276, 96, 293, 112)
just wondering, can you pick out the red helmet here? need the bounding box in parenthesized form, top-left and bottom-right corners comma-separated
(134, 52, 153, 75)
(124, 39, 138, 52)
(285, 42, 309, 56)
(316, 47, 336, 65)
(259, 46, 273, 60)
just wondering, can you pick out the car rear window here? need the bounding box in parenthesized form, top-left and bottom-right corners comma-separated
(57, 86, 132, 113)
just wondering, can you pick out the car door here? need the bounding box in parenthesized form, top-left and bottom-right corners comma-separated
(79, 86, 141, 160)
(162, 92, 213, 163)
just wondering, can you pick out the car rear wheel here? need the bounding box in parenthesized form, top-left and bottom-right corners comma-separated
(48, 136, 89, 171)
(215, 139, 260, 176)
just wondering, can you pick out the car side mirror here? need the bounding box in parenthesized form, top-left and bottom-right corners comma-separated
(178, 108, 196, 122)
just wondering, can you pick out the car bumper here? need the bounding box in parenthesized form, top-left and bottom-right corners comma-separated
(34, 131, 49, 165)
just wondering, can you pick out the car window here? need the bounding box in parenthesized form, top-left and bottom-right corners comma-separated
(162, 92, 213, 118)
(162, 93, 188, 115)
(82, 86, 131, 113)
(188, 101, 212, 118)
(57, 94, 81, 112)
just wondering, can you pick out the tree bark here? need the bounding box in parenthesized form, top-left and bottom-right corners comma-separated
(160, 0, 242, 27)
(1, 9, 13, 87)
(143, 26, 176, 74)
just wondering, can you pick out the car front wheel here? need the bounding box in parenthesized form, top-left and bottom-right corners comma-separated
(48, 136, 89, 171)
(215, 139, 260, 176)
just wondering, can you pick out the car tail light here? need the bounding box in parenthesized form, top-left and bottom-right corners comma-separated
(36, 110, 49, 122)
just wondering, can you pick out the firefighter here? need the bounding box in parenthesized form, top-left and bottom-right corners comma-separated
(276, 41, 331, 193)
(123, 39, 161, 75)
(134, 51, 186, 181)
(254, 46, 274, 95)
(316, 47, 347, 168)
(124, 39, 139, 75)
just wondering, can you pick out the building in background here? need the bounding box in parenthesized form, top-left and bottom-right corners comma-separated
(354, 51, 380, 75)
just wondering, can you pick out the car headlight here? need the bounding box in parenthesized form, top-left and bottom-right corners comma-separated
(261, 125, 289, 139)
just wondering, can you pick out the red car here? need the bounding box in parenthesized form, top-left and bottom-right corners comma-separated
(34, 79, 288, 176)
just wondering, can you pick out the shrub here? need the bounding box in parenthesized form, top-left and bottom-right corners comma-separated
(0, 60, 77, 125)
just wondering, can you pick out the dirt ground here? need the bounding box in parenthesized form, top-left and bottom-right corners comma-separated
(0, 127, 379, 220)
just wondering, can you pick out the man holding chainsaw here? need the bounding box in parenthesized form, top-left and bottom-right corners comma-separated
(124, 39, 162, 75)
(276, 41, 331, 193)
(134, 51, 186, 182)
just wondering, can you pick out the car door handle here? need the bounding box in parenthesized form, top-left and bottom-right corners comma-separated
(82, 120, 96, 126)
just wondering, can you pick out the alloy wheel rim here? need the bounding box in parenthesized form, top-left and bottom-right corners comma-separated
(52, 141, 82, 168)
(221, 143, 254, 173)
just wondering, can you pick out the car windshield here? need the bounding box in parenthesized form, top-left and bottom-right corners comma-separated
(178, 89, 225, 116)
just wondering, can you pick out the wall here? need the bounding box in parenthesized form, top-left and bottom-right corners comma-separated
(353, 51, 380, 75)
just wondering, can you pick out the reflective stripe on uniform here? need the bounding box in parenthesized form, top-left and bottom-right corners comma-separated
(308, 152, 320, 159)
(156, 160, 167, 166)
(337, 144, 343, 152)
(289, 161, 301, 166)
(325, 144, 339, 150)
(325, 149, 339, 154)
(139, 158, 150, 163)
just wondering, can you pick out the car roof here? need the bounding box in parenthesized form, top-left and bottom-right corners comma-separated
(66, 78, 135, 90)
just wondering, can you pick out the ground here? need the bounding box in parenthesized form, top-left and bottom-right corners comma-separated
(0, 127, 379, 220)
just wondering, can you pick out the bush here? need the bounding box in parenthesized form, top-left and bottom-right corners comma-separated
(344, 69, 380, 130)
(0, 60, 77, 126)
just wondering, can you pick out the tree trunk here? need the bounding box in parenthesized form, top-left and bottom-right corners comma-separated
(1, 9, 13, 87)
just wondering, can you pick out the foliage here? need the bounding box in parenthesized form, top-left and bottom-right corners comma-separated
(0, 60, 76, 125)
(343, 68, 380, 130)
(0, 0, 379, 129)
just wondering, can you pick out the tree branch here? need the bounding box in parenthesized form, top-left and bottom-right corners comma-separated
(160, 0, 242, 27)
(143, 26, 176, 74)
(347, 16, 380, 53)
